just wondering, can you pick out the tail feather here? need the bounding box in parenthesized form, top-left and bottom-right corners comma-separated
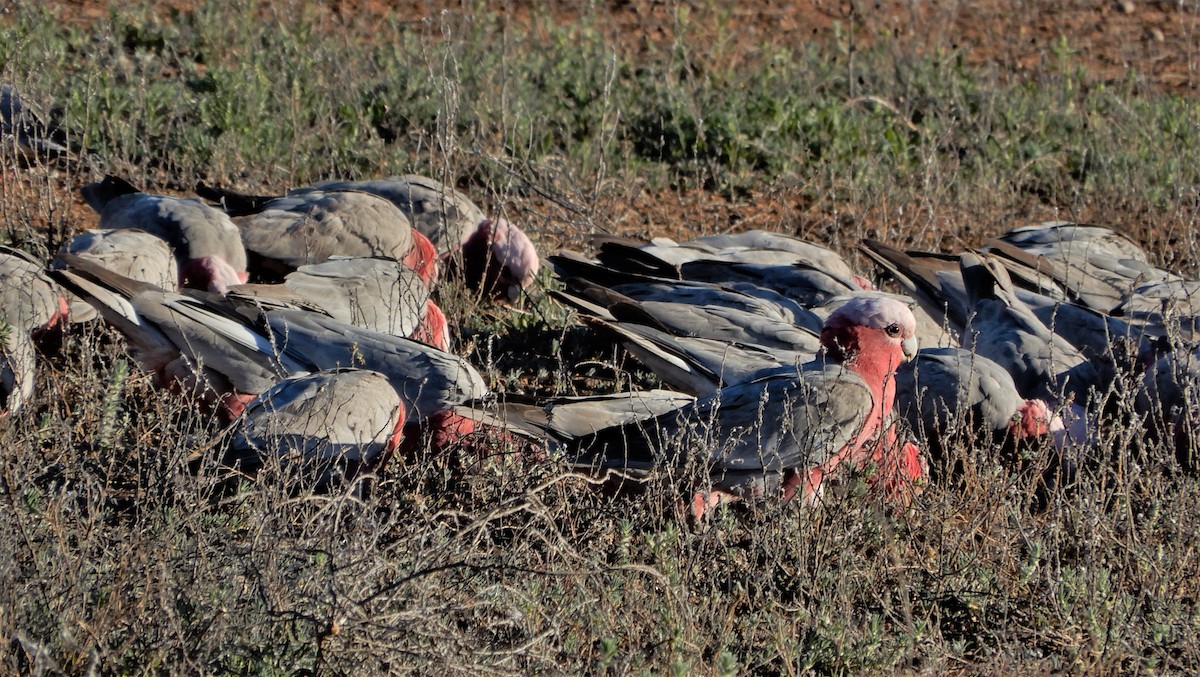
(81, 175, 140, 213)
(194, 182, 279, 216)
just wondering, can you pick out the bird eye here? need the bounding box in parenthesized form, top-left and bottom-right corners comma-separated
(885, 324, 902, 337)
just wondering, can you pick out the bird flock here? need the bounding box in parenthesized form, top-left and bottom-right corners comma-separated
(4, 83, 1200, 517)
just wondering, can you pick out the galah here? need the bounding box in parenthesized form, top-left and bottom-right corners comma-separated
(194, 186, 438, 287)
(227, 256, 447, 348)
(54, 229, 179, 323)
(553, 288, 810, 395)
(589, 240, 861, 307)
(258, 309, 484, 423)
(225, 369, 407, 489)
(471, 296, 920, 517)
(552, 260, 826, 333)
(595, 229, 874, 291)
(861, 239, 1144, 359)
(894, 347, 1060, 471)
(51, 255, 304, 418)
(52, 255, 487, 426)
(982, 222, 1179, 313)
(292, 176, 540, 300)
(298, 175, 484, 254)
(0, 247, 70, 414)
(81, 176, 248, 294)
(861, 240, 1106, 404)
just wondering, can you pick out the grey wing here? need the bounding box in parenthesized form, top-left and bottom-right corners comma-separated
(238, 192, 414, 268)
(298, 176, 484, 253)
(588, 316, 808, 395)
(960, 252, 1098, 401)
(895, 347, 1023, 440)
(279, 257, 429, 337)
(264, 310, 488, 421)
(996, 222, 1150, 263)
(696, 368, 873, 474)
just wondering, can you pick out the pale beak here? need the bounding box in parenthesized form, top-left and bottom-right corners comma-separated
(901, 336, 918, 361)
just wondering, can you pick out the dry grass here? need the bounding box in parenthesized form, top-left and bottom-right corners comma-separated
(2, 1, 1200, 674)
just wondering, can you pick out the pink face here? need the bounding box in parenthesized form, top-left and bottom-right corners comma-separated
(462, 219, 540, 300)
(1011, 399, 1054, 439)
(180, 256, 248, 294)
(819, 296, 919, 372)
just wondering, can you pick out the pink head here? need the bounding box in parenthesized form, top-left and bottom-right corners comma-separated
(461, 218, 540, 301)
(180, 256, 249, 294)
(819, 296, 918, 375)
(1011, 399, 1054, 440)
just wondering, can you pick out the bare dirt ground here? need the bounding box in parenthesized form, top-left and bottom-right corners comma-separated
(23, 0, 1200, 250)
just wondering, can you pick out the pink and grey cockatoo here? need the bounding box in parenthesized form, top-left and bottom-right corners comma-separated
(81, 176, 248, 294)
(225, 368, 407, 490)
(51, 255, 487, 437)
(194, 185, 439, 288)
(292, 175, 540, 300)
(469, 296, 922, 518)
(0, 247, 70, 415)
(227, 256, 449, 350)
(894, 347, 1060, 473)
(577, 239, 863, 308)
(54, 229, 179, 323)
(0, 246, 70, 339)
(592, 229, 874, 292)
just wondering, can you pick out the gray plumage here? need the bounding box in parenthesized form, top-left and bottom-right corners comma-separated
(228, 257, 429, 338)
(227, 369, 405, 485)
(53, 255, 485, 422)
(51, 258, 301, 400)
(55, 229, 179, 323)
(262, 310, 487, 422)
(295, 175, 486, 255)
(233, 190, 415, 270)
(81, 177, 248, 278)
(984, 222, 1179, 313)
(569, 364, 875, 499)
(598, 230, 868, 292)
(0, 246, 65, 335)
(895, 347, 1035, 450)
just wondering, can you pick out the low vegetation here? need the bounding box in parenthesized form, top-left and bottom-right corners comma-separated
(2, 1, 1198, 673)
